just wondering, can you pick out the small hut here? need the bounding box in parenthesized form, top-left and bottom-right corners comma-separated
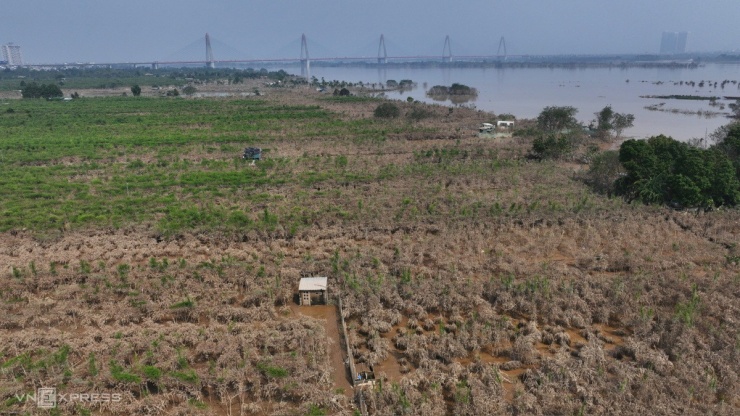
(298, 277, 328, 306)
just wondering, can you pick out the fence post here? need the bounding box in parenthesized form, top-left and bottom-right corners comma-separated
(337, 297, 357, 385)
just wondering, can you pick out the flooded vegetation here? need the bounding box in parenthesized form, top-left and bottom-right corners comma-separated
(0, 69, 738, 415)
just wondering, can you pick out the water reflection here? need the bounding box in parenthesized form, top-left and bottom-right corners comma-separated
(427, 93, 477, 105)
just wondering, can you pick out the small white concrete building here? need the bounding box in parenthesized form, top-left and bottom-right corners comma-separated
(298, 277, 328, 306)
(497, 120, 515, 128)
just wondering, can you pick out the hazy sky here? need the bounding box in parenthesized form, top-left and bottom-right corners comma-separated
(3, 0, 739, 63)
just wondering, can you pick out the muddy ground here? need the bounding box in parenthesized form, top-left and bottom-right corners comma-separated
(1, 79, 739, 415)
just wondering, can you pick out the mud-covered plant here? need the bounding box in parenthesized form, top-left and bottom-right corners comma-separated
(109, 360, 141, 383)
(171, 369, 198, 384)
(170, 297, 194, 309)
(117, 263, 130, 279)
(88, 353, 98, 376)
(257, 361, 288, 378)
(143, 365, 161, 381)
(675, 284, 701, 327)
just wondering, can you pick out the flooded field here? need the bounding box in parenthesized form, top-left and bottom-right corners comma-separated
(276, 63, 740, 141)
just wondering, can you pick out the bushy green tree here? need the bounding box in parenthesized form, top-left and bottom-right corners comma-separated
(448, 83, 476, 95)
(615, 135, 739, 208)
(537, 106, 579, 132)
(406, 107, 433, 122)
(182, 85, 197, 96)
(531, 134, 576, 160)
(595, 105, 614, 132)
(374, 102, 400, 119)
(594, 105, 635, 139)
(21, 83, 63, 99)
(713, 122, 740, 178)
(131, 84, 142, 97)
(612, 113, 635, 138)
(584, 150, 625, 195)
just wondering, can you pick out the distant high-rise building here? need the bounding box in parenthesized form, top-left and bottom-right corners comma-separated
(2, 43, 23, 66)
(660, 32, 688, 54)
(675, 32, 688, 53)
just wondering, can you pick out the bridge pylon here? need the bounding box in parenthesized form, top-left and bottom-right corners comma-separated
(442, 35, 452, 63)
(378, 34, 387, 65)
(497, 36, 507, 60)
(205, 33, 215, 69)
(300, 34, 310, 80)
(151, 62, 159, 70)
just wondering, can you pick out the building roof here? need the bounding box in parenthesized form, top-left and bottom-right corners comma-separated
(299, 277, 328, 291)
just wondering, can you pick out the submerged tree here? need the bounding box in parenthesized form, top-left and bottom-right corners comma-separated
(612, 113, 635, 138)
(595, 105, 614, 132)
(594, 105, 635, 139)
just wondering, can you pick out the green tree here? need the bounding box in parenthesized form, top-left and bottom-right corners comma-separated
(448, 83, 476, 95)
(612, 113, 635, 138)
(537, 106, 579, 132)
(594, 105, 635, 139)
(531, 134, 576, 160)
(374, 102, 400, 119)
(21, 83, 63, 99)
(406, 107, 433, 122)
(712, 122, 740, 178)
(131, 85, 142, 96)
(584, 150, 625, 195)
(182, 85, 197, 96)
(728, 99, 740, 118)
(616, 135, 739, 208)
(595, 105, 614, 132)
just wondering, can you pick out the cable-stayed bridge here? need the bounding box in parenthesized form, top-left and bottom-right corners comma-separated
(25, 33, 515, 76)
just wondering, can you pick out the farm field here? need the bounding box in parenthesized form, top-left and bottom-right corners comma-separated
(0, 76, 739, 415)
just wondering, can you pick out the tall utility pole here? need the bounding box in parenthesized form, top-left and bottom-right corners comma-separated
(300, 34, 310, 80)
(205, 33, 215, 69)
(442, 35, 452, 63)
(377, 34, 387, 65)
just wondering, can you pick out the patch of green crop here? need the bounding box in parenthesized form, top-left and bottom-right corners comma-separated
(0, 94, 452, 234)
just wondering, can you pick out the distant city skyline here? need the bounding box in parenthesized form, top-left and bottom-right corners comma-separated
(1, 43, 23, 65)
(1, 1, 739, 64)
(660, 32, 689, 55)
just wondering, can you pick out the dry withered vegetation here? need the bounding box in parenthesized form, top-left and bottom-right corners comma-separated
(1, 79, 739, 415)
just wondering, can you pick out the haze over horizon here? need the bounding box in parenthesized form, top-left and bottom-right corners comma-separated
(2, 0, 739, 64)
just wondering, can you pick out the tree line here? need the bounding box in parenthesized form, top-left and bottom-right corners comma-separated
(530, 104, 740, 209)
(614, 127, 740, 209)
(20, 82, 63, 99)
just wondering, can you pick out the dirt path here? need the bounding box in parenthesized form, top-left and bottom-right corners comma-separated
(289, 304, 353, 397)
